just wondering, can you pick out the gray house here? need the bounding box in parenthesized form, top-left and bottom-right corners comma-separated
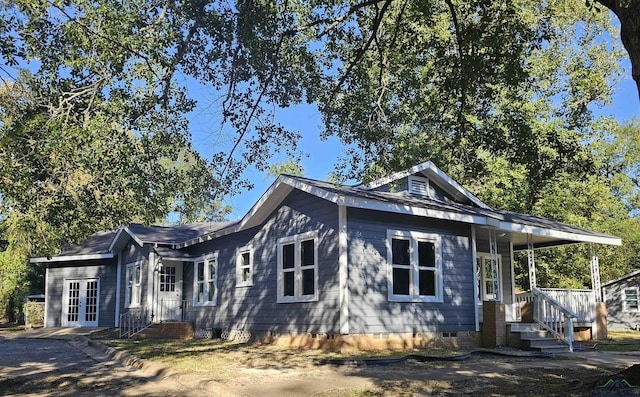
(31, 161, 622, 349)
(603, 270, 640, 331)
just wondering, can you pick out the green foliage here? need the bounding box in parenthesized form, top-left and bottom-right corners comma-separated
(23, 300, 44, 327)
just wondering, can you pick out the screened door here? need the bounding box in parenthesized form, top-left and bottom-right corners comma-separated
(62, 279, 100, 327)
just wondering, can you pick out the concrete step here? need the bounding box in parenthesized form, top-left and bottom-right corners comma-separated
(507, 323, 539, 333)
(520, 337, 570, 353)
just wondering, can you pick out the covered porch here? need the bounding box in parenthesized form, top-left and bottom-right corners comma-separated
(473, 214, 622, 352)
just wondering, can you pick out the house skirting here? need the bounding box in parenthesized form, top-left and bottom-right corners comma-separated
(201, 329, 481, 351)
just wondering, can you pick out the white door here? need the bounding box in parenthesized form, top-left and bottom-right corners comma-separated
(62, 279, 100, 327)
(157, 264, 183, 321)
(477, 253, 502, 304)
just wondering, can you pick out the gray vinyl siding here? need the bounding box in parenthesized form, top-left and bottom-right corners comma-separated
(604, 275, 640, 331)
(346, 208, 475, 334)
(45, 258, 118, 327)
(184, 189, 340, 333)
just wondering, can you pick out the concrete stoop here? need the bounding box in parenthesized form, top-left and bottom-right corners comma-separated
(135, 321, 194, 340)
(507, 323, 570, 354)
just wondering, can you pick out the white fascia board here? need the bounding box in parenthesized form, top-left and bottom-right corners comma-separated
(109, 225, 144, 252)
(496, 221, 623, 246)
(359, 162, 434, 190)
(339, 196, 487, 225)
(30, 253, 115, 263)
(421, 163, 491, 209)
(122, 226, 144, 247)
(279, 176, 341, 204)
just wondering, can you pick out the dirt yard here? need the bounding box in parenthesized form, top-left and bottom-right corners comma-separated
(101, 334, 640, 396)
(3, 321, 640, 397)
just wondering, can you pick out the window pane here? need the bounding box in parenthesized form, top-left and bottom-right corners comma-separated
(197, 262, 204, 281)
(302, 269, 314, 295)
(208, 281, 215, 302)
(418, 241, 435, 267)
(282, 244, 295, 269)
(197, 283, 204, 303)
(283, 271, 295, 296)
(419, 270, 436, 296)
(392, 268, 410, 295)
(241, 252, 250, 267)
(625, 289, 638, 310)
(301, 239, 315, 266)
(135, 266, 141, 283)
(242, 267, 251, 283)
(392, 239, 410, 265)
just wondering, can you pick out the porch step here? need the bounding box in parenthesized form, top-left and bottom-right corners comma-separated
(507, 323, 570, 354)
(134, 321, 194, 340)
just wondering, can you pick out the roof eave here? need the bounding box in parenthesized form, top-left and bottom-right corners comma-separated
(30, 253, 115, 263)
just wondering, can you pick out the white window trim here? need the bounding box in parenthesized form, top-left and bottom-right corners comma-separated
(277, 231, 319, 303)
(623, 287, 639, 312)
(408, 176, 431, 198)
(236, 245, 254, 287)
(193, 253, 218, 307)
(386, 229, 444, 303)
(477, 252, 502, 302)
(124, 262, 142, 309)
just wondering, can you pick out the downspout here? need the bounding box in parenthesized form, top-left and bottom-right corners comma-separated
(44, 266, 49, 328)
(471, 226, 479, 332)
(115, 253, 122, 327)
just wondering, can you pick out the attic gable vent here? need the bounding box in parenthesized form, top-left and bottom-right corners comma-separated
(408, 176, 430, 198)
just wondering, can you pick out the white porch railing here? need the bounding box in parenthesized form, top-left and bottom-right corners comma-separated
(532, 287, 577, 352)
(516, 288, 596, 323)
(119, 306, 151, 339)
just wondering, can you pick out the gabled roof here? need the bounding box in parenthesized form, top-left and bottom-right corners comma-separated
(31, 222, 235, 263)
(226, 173, 621, 249)
(354, 161, 491, 209)
(31, 160, 623, 259)
(602, 269, 640, 288)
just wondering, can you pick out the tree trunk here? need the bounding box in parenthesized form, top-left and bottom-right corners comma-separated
(597, 0, 640, 101)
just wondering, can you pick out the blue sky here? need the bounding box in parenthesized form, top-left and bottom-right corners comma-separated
(189, 57, 640, 221)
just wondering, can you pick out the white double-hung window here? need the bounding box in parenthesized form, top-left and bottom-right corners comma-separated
(236, 246, 253, 287)
(387, 230, 443, 302)
(194, 254, 217, 306)
(125, 262, 141, 308)
(277, 231, 318, 303)
(624, 288, 639, 312)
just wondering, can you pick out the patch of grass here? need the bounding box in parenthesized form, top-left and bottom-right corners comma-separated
(608, 331, 640, 342)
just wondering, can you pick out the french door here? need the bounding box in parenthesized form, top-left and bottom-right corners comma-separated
(62, 279, 100, 327)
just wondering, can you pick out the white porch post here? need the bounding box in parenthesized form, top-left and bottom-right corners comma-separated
(489, 229, 500, 302)
(471, 226, 479, 331)
(590, 244, 603, 340)
(527, 234, 536, 291)
(590, 244, 602, 302)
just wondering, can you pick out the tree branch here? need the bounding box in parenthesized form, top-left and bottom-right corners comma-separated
(328, 0, 393, 102)
(288, 0, 390, 37)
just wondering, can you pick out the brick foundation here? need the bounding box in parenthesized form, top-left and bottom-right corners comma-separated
(135, 321, 194, 340)
(482, 301, 506, 347)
